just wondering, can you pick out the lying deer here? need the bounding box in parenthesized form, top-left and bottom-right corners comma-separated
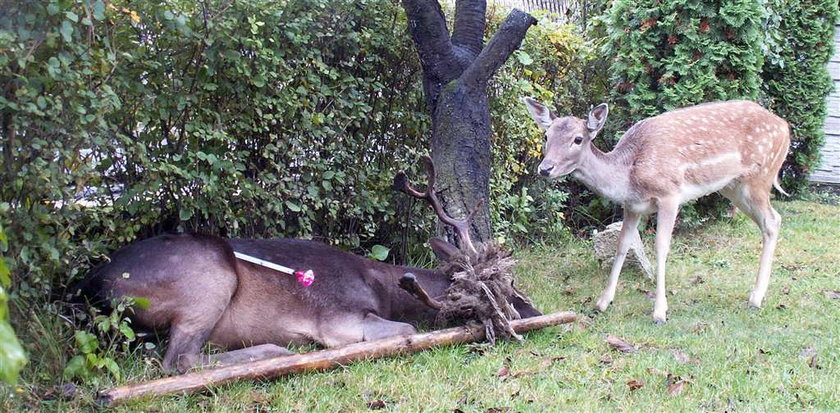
(523, 98, 790, 323)
(79, 159, 540, 373)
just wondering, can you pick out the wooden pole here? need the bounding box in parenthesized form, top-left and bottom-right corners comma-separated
(99, 311, 576, 405)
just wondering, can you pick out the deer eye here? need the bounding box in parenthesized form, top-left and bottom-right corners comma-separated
(573, 136, 583, 145)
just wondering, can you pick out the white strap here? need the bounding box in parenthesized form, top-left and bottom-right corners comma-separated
(233, 251, 295, 275)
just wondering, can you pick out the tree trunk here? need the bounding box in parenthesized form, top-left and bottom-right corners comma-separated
(402, 0, 536, 244)
(432, 82, 493, 239)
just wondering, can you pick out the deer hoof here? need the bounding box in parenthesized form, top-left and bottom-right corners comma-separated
(748, 293, 764, 309)
(652, 312, 667, 325)
(594, 297, 611, 312)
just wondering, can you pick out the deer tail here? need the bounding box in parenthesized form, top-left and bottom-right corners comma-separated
(773, 176, 789, 197)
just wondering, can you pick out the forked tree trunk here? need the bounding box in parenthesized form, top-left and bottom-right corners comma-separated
(401, 0, 536, 243)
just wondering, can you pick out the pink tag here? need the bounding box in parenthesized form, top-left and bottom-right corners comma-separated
(295, 270, 315, 287)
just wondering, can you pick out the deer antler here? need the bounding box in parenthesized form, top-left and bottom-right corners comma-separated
(399, 273, 443, 310)
(395, 156, 481, 256)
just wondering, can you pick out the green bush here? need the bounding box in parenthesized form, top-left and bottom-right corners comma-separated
(489, 13, 599, 243)
(603, 0, 765, 225)
(761, 0, 839, 196)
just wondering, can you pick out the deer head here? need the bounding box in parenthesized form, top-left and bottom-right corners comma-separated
(394, 156, 541, 337)
(523, 97, 609, 179)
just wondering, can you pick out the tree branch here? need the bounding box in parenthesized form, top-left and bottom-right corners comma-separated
(451, 0, 486, 57)
(459, 9, 536, 88)
(401, 0, 457, 80)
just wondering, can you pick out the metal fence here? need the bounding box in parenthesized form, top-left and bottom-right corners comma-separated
(489, 0, 570, 16)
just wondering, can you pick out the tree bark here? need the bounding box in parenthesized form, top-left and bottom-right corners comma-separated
(98, 312, 576, 406)
(402, 0, 536, 244)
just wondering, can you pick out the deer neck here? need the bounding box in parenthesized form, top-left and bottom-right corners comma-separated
(571, 144, 634, 204)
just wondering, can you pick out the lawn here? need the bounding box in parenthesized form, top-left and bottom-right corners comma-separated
(5, 199, 839, 411)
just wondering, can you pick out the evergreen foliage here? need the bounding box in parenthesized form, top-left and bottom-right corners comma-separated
(762, 0, 839, 195)
(605, 0, 765, 126)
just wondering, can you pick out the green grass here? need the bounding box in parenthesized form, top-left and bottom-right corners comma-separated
(4, 200, 840, 411)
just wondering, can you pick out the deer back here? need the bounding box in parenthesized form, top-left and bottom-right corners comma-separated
(619, 101, 790, 199)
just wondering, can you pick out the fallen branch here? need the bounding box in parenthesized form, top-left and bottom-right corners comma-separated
(99, 311, 576, 405)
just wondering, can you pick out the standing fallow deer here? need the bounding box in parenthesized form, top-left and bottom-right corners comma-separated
(523, 98, 790, 323)
(79, 159, 541, 373)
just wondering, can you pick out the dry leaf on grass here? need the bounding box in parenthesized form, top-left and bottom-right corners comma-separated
(367, 399, 386, 410)
(808, 353, 819, 369)
(496, 366, 510, 378)
(823, 290, 840, 300)
(688, 275, 704, 285)
(667, 379, 687, 396)
(626, 379, 645, 391)
(599, 354, 614, 365)
(646, 366, 668, 376)
(672, 349, 690, 364)
(539, 356, 566, 369)
(606, 334, 637, 353)
(637, 288, 656, 299)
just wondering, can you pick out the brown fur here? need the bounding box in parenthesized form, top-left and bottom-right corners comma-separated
(81, 234, 541, 373)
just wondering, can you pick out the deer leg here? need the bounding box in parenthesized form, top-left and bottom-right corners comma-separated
(630, 224, 654, 281)
(200, 344, 294, 368)
(721, 184, 782, 308)
(162, 326, 211, 374)
(595, 210, 642, 312)
(652, 199, 679, 324)
(319, 313, 416, 347)
(750, 204, 781, 307)
(361, 313, 417, 341)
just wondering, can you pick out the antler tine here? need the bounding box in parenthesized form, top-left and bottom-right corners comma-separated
(422, 156, 478, 255)
(394, 171, 426, 199)
(397, 156, 480, 256)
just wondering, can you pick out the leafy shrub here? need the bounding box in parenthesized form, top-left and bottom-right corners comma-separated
(761, 0, 840, 195)
(489, 12, 603, 242)
(63, 297, 142, 383)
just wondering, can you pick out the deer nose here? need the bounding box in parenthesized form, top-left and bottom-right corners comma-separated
(539, 164, 554, 177)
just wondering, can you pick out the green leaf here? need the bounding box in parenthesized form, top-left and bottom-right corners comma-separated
(132, 296, 151, 310)
(0, 261, 10, 288)
(368, 245, 389, 261)
(179, 207, 193, 221)
(60, 21, 73, 42)
(62, 355, 85, 381)
(103, 358, 121, 380)
(65, 11, 79, 23)
(119, 323, 135, 341)
(516, 51, 533, 66)
(74, 331, 99, 354)
(0, 313, 26, 384)
(93, 1, 106, 20)
(285, 201, 301, 212)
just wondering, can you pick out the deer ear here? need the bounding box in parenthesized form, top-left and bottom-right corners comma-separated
(429, 237, 460, 262)
(586, 103, 609, 135)
(522, 97, 556, 131)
